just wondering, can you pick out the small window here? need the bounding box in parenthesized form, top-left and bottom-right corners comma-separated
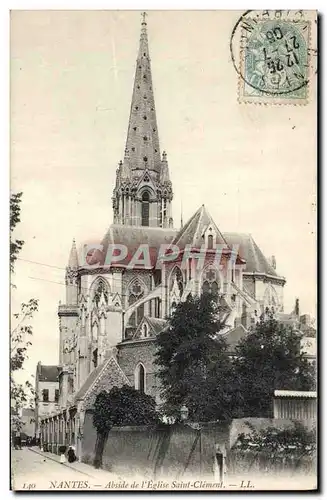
(143, 136, 147, 141)
(135, 364, 146, 393)
(143, 156, 148, 162)
(93, 349, 98, 369)
(55, 389, 59, 403)
(135, 106, 138, 110)
(143, 74, 147, 79)
(143, 52, 146, 56)
(143, 115, 147, 120)
(42, 389, 49, 402)
(133, 126, 137, 131)
(142, 324, 148, 338)
(155, 149, 158, 152)
(144, 95, 147, 99)
(141, 192, 150, 226)
(208, 234, 214, 249)
(137, 85, 140, 89)
(132, 147, 135, 152)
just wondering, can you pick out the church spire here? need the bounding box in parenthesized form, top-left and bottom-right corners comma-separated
(112, 13, 173, 228)
(124, 12, 161, 174)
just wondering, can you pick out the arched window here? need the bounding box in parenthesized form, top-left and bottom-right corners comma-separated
(135, 363, 146, 393)
(127, 279, 145, 327)
(92, 278, 109, 306)
(208, 234, 214, 249)
(201, 266, 221, 299)
(141, 191, 150, 226)
(169, 267, 184, 297)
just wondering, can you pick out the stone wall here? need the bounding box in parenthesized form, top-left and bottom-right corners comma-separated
(81, 415, 314, 481)
(82, 411, 230, 480)
(117, 339, 159, 401)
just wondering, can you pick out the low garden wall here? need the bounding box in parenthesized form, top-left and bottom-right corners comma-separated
(82, 412, 316, 480)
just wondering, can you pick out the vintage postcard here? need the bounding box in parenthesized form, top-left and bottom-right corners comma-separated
(10, 10, 317, 491)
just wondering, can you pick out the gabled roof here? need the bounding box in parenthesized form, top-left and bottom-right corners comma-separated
(74, 356, 130, 409)
(37, 364, 60, 382)
(222, 324, 248, 351)
(133, 316, 167, 339)
(223, 232, 279, 277)
(74, 362, 106, 401)
(172, 205, 228, 250)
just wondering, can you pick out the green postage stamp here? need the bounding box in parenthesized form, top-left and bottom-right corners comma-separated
(230, 11, 316, 105)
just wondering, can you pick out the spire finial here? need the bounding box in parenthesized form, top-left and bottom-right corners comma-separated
(68, 238, 79, 269)
(141, 11, 147, 25)
(180, 201, 184, 229)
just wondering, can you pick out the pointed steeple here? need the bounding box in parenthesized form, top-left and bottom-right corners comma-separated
(160, 151, 170, 183)
(68, 238, 78, 269)
(124, 12, 161, 175)
(112, 13, 174, 228)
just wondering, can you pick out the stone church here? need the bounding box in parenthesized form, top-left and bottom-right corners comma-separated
(39, 15, 287, 457)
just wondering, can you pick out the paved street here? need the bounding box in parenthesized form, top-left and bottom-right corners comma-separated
(11, 448, 115, 491)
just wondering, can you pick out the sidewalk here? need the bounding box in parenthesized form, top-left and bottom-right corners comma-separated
(29, 446, 116, 480)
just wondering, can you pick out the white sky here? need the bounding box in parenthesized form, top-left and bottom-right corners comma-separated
(10, 10, 317, 382)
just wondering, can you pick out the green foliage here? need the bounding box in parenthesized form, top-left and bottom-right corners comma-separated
(10, 191, 38, 431)
(155, 293, 234, 421)
(10, 192, 24, 273)
(155, 296, 315, 421)
(232, 313, 316, 417)
(93, 385, 159, 468)
(232, 422, 316, 455)
(93, 385, 159, 435)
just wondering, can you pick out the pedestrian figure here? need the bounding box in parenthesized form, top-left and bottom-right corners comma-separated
(67, 445, 77, 463)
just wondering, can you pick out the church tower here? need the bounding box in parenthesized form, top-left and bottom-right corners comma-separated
(112, 13, 173, 228)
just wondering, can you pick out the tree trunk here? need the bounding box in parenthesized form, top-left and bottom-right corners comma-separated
(93, 431, 109, 469)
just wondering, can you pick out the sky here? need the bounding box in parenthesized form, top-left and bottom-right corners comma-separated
(10, 10, 317, 382)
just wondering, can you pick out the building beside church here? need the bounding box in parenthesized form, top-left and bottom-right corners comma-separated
(34, 363, 60, 438)
(39, 14, 308, 458)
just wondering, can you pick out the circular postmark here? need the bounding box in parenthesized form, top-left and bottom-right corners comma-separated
(230, 10, 316, 101)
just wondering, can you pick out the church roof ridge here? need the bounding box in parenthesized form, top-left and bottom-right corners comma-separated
(223, 232, 280, 278)
(172, 204, 228, 249)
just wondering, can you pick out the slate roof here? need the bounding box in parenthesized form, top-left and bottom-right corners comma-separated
(87, 225, 177, 268)
(222, 324, 248, 351)
(38, 365, 60, 382)
(172, 205, 228, 250)
(223, 232, 279, 277)
(74, 361, 106, 401)
(146, 317, 167, 335)
(74, 356, 130, 408)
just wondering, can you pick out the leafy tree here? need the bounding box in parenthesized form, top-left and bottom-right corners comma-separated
(10, 192, 38, 432)
(10, 192, 24, 273)
(233, 312, 316, 417)
(154, 293, 235, 422)
(93, 385, 159, 468)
